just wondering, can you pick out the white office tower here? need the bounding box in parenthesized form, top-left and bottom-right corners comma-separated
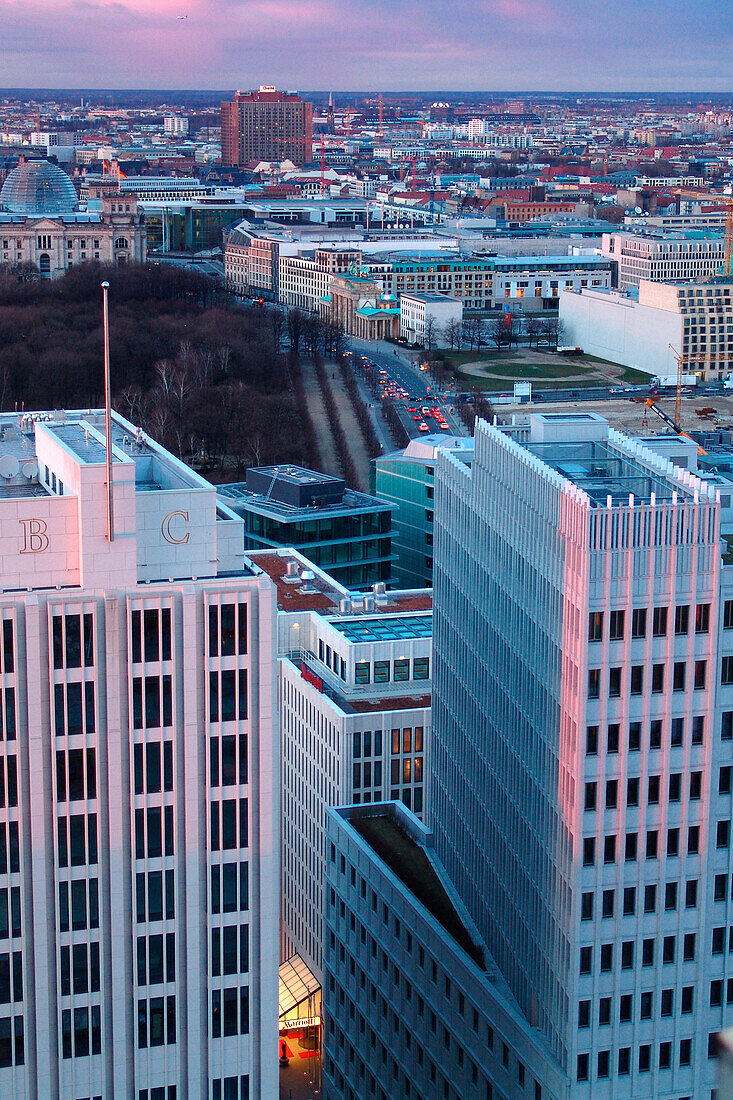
(433, 411, 733, 1100)
(0, 410, 278, 1100)
(250, 550, 431, 982)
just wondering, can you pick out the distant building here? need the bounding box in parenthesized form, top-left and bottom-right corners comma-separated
(560, 278, 733, 379)
(399, 292, 463, 346)
(373, 436, 475, 589)
(164, 116, 189, 135)
(602, 229, 725, 289)
(221, 87, 313, 168)
(0, 160, 145, 277)
(219, 466, 395, 590)
(320, 274, 401, 340)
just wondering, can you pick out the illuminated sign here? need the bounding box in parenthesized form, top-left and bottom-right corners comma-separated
(280, 1016, 321, 1031)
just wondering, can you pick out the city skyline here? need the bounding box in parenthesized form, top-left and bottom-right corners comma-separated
(0, 0, 729, 91)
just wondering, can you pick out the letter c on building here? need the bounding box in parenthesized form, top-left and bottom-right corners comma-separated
(161, 510, 190, 545)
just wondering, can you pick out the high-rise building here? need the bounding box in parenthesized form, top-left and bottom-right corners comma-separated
(0, 408, 278, 1100)
(221, 87, 313, 168)
(430, 410, 733, 1097)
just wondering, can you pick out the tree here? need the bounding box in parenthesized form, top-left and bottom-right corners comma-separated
(287, 309, 305, 359)
(443, 317, 463, 352)
(523, 315, 542, 349)
(539, 315, 565, 349)
(423, 315, 439, 352)
(489, 314, 512, 350)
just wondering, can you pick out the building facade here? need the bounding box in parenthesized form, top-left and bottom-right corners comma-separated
(221, 88, 313, 168)
(0, 408, 278, 1100)
(251, 551, 431, 980)
(0, 161, 146, 277)
(431, 410, 733, 1098)
(602, 230, 725, 290)
(399, 292, 463, 347)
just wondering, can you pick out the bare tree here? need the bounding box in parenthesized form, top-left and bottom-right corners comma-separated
(523, 315, 542, 349)
(444, 317, 463, 351)
(489, 315, 512, 350)
(423, 315, 439, 352)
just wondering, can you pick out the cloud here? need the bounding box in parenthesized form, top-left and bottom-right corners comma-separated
(0, 0, 729, 88)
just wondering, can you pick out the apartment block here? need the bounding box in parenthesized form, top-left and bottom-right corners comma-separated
(221, 87, 313, 168)
(602, 230, 725, 289)
(0, 409, 278, 1100)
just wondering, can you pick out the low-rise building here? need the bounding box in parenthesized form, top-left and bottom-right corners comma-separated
(399, 292, 463, 346)
(560, 277, 733, 378)
(602, 229, 725, 289)
(219, 465, 395, 590)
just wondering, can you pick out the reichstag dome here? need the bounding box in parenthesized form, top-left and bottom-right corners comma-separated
(0, 159, 79, 215)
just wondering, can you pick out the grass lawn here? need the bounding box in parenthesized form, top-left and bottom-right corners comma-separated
(457, 374, 608, 392)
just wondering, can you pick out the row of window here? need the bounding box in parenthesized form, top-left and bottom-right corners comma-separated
(0, 689, 15, 742)
(135, 807, 174, 861)
(354, 658, 429, 685)
(582, 885, 701, 927)
(0, 1015, 23, 1068)
(58, 814, 97, 868)
(580, 939, 697, 977)
(134, 742, 173, 795)
(59, 879, 98, 932)
(52, 613, 94, 669)
(318, 641, 347, 681)
(62, 1005, 101, 1059)
(0, 622, 13, 675)
(137, 933, 175, 987)
(588, 602, 715, 642)
(588, 660, 707, 699)
(132, 676, 172, 731)
(210, 734, 248, 788)
(583, 830, 703, 866)
(0, 822, 19, 875)
(54, 681, 95, 737)
(579, 985, 690, 1027)
(211, 1078, 249, 1100)
(0, 888, 21, 939)
(211, 987, 249, 1038)
(136, 870, 175, 925)
(577, 1039, 694, 1081)
(209, 670, 248, 724)
(131, 608, 172, 665)
(57, 748, 95, 803)
(586, 716, 704, 755)
(208, 603, 248, 659)
(584, 771, 703, 811)
(211, 799, 248, 852)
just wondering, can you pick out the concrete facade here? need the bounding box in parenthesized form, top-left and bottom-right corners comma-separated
(0, 409, 279, 1100)
(399, 292, 463, 347)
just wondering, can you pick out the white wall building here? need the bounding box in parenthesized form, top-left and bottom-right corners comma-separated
(164, 117, 190, 135)
(0, 408, 279, 1100)
(250, 550, 431, 981)
(399, 292, 463, 346)
(601, 230, 725, 289)
(560, 278, 733, 379)
(431, 411, 733, 1098)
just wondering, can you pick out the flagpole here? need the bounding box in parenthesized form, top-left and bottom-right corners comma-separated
(101, 280, 114, 542)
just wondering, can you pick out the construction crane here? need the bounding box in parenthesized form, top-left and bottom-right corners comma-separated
(722, 192, 733, 278)
(320, 134, 326, 196)
(642, 399, 707, 455)
(667, 344, 706, 429)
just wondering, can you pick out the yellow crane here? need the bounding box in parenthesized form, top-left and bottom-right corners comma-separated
(667, 345, 707, 428)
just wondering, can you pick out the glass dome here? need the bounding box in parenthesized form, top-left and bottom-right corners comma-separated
(0, 160, 78, 215)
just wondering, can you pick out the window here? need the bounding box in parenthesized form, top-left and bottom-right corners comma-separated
(684, 933, 696, 962)
(659, 1041, 671, 1070)
(667, 828, 679, 857)
(639, 1045, 651, 1073)
(602, 890, 614, 918)
(686, 880, 698, 908)
(628, 723, 641, 752)
(648, 774, 660, 804)
(626, 777, 639, 807)
(582, 838, 595, 866)
(723, 711, 733, 739)
(623, 886, 636, 916)
(673, 662, 686, 691)
(725, 600, 733, 630)
(62, 1005, 100, 1058)
(695, 603, 710, 633)
(642, 938, 654, 967)
(651, 664, 664, 693)
(680, 1038, 692, 1065)
(669, 773, 682, 801)
(675, 604, 689, 634)
(607, 724, 619, 753)
(578, 1000, 590, 1027)
(694, 660, 707, 689)
(681, 986, 694, 1013)
(210, 863, 248, 915)
(692, 715, 704, 744)
(650, 719, 662, 748)
(690, 771, 702, 800)
(625, 830, 637, 863)
(665, 882, 678, 911)
(597, 1050, 609, 1078)
(584, 783, 596, 811)
(413, 657, 429, 680)
(210, 799, 248, 851)
(721, 766, 732, 795)
(671, 717, 684, 747)
(211, 987, 249, 1038)
(374, 661, 390, 684)
(621, 940, 634, 968)
(718, 820, 730, 849)
(585, 726, 598, 755)
(137, 996, 176, 1047)
(605, 780, 618, 809)
(581, 893, 593, 920)
(618, 1048, 630, 1075)
(600, 943, 612, 971)
(630, 666, 643, 695)
(631, 608, 647, 637)
(644, 884, 656, 913)
(603, 835, 616, 863)
(355, 661, 370, 685)
(588, 669, 600, 698)
(640, 991, 653, 1019)
(576, 1054, 588, 1082)
(579, 947, 591, 974)
(663, 936, 676, 964)
(588, 611, 603, 641)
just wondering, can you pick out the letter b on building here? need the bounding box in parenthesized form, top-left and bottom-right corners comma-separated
(19, 518, 49, 554)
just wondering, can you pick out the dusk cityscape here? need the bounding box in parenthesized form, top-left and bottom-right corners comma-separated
(0, 3, 733, 1100)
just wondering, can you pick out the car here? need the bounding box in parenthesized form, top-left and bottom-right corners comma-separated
(439, 423, 450, 430)
(418, 423, 429, 432)
(413, 415, 421, 421)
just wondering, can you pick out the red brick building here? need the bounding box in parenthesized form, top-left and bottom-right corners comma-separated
(221, 86, 313, 168)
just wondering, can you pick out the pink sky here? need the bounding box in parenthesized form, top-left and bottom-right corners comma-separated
(0, 0, 728, 89)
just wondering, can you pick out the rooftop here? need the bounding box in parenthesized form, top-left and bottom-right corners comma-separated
(343, 805, 485, 969)
(523, 438, 690, 506)
(328, 614, 432, 643)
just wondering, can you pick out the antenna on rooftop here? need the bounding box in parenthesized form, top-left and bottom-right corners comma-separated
(101, 281, 114, 542)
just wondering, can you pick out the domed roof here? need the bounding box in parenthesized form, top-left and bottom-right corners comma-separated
(0, 160, 78, 215)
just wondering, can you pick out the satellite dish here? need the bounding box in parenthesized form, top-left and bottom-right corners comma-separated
(635, 206, 642, 214)
(21, 460, 38, 479)
(0, 456, 20, 479)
